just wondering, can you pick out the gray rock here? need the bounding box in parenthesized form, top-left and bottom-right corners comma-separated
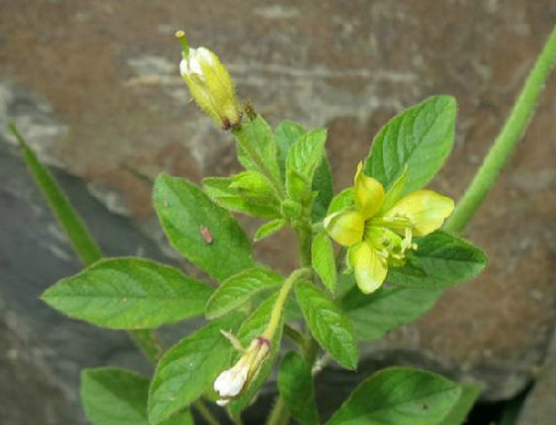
(516, 329, 556, 425)
(0, 138, 195, 423)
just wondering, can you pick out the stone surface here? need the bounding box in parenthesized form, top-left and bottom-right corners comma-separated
(1, 0, 556, 423)
(516, 329, 556, 425)
(0, 138, 203, 424)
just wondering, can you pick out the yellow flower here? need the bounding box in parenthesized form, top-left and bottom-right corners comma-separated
(176, 30, 241, 129)
(324, 163, 454, 294)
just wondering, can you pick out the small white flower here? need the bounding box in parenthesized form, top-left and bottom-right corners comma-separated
(213, 336, 271, 405)
(179, 47, 215, 80)
(213, 360, 249, 403)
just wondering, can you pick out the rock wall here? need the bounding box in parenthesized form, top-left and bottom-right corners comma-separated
(1, 1, 556, 423)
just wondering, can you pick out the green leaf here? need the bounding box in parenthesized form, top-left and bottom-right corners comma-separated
(388, 231, 487, 288)
(154, 174, 255, 280)
(327, 189, 354, 215)
(364, 96, 456, 193)
(254, 219, 287, 241)
(205, 267, 283, 319)
(229, 293, 284, 415)
(326, 367, 462, 425)
(148, 314, 243, 424)
(286, 169, 313, 205)
(286, 128, 327, 185)
(275, 120, 307, 174)
(295, 281, 358, 369)
(438, 383, 483, 425)
(341, 284, 442, 341)
(235, 115, 281, 181)
(379, 166, 408, 214)
(312, 232, 337, 292)
(312, 157, 334, 222)
(10, 123, 102, 266)
(274, 120, 333, 220)
(203, 177, 280, 218)
(278, 352, 320, 425)
(230, 172, 281, 207)
(81, 368, 192, 425)
(41, 257, 213, 330)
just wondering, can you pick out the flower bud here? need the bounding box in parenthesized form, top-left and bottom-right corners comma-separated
(214, 336, 270, 405)
(176, 30, 241, 129)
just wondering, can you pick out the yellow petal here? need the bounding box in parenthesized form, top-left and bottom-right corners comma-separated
(349, 242, 388, 294)
(324, 210, 364, 247)
(354, 162, 384, 219)
(385, 190, 455, 236)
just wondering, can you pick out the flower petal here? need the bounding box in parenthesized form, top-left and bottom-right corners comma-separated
(385, 190, 455, 236)
(354, 162, 384, 219)
(214, 364, 248, 398)
(324, 209, 365, 247)
(349, 242, 388, 294)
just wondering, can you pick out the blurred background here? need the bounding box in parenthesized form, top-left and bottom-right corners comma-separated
(1, 1, 556, 424)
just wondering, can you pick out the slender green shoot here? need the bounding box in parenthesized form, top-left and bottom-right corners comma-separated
(9, 123, 103, 265)
(445, 23, 556, 233)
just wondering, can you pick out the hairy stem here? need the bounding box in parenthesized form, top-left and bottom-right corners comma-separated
(262, 268, 311, 341)
(445, 23, 556, 233)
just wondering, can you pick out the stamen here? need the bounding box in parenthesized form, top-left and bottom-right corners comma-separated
(401, 227, 413, 252)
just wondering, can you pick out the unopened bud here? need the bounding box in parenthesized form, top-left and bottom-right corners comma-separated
(176, 30, 241, 130)
(214, 336, 270, 405)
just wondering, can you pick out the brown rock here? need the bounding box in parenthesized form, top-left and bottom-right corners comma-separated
(2, 0, 556, 406)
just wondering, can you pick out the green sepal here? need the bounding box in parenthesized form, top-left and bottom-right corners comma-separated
(229, 294, 284, 415)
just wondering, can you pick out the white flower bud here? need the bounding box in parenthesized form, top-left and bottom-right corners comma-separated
(213, 336, 270, 405)
(179, 47, 214, 81)
(213, 359, 249, 400)
(175, 30, 241, 129)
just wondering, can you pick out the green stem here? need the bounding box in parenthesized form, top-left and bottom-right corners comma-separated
(283, 324, 306, 347)
(128, 329, 164, 364)
(295, 221, 313, 267)
(232, 126, 287, 200)
(192, 400, 221, 425)
(232, 415, 244, 425)
(9, 123, 103, 265)
(261, 268, 310, 341)
(445, 23, 556, 233)
(266, 397, 289, 425)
